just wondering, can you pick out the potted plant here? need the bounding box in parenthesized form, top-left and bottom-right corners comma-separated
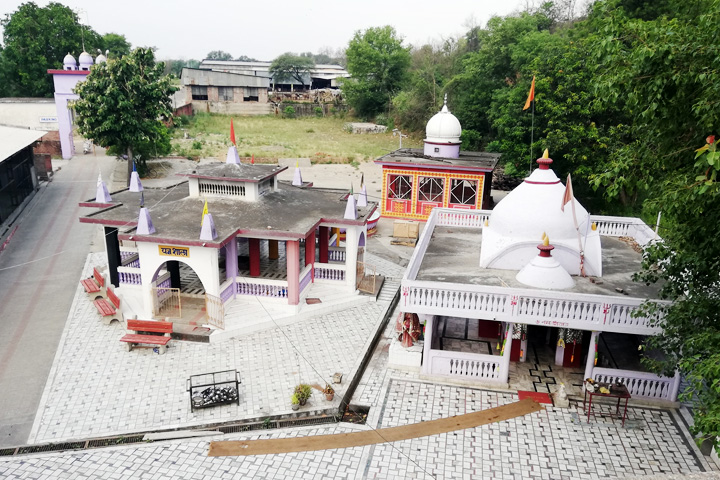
(312, 383, 335, 401)
(294, 384, 312, 406)
(290, 393, 300, 411)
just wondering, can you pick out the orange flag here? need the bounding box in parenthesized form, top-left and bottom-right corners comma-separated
(561, 174, 574, 211)
(230, 119, 236, 145)
(251, 154, 255, 164)
(523, 76, 536, 111)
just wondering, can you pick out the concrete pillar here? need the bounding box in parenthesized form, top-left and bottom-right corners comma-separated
(670, 370, 681, 402)
(225, 238, 238, 282)
(268, 239, 279, 260)
(421, 315, 433, 375)
(104, 227, 121, 287)
(344, 226, 359, 291)
(319, 226, 329, 263)
(584, 331, 598, 388)
(555, 343, 565, 366)
(167, 261, 181, 289)
(286, 240, 300, 305)
(500, 323, 514, 385)
(305, 231, 315, 266)
(249, 238, 261, 277)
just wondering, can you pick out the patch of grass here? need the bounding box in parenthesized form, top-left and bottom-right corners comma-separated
(171, 113, 421, 163)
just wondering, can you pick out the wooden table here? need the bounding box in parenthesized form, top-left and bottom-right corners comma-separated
(583, 382, 631, 426)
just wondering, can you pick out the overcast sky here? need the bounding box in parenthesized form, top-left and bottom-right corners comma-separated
(1, 0, 531, 61)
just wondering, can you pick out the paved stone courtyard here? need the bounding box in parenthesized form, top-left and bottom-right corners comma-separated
(0, 249, 716, 478)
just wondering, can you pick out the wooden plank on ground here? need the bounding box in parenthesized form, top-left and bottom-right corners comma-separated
(208, 398, 543, 457)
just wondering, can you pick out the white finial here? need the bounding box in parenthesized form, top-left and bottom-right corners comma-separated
(444, 93, 448, 106)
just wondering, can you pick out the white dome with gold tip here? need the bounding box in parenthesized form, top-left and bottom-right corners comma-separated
(516, 235, 575, 290)
(424, 97, 461, 145)
(480, 151, 602, 276)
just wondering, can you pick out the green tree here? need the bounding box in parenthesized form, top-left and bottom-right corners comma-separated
(235, 55, 257, 62)
(269, 52, 315, 89)
(343, 26, 411, 118)
(102, 33, 131, 58)
(74, 47, 177, 185)
(205, 50, 233, 60)
(0, 1, 103, 97)
(636, 136, 720, 454)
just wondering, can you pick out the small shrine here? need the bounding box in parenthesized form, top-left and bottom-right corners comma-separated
(374, 95, 500, 220)
(79, 135, 377, 333)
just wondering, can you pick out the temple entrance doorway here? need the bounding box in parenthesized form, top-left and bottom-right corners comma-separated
(151, 261, 207, 325)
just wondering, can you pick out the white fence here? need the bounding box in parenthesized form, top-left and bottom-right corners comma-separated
(428, 349, 504, 383)
(235, 277, 288, 298)
(593, 367, 679, 401)
(315, 263, 346, 282)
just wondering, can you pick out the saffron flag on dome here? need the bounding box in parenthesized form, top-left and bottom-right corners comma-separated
(561, 174, 574, 212)
(230, 119, 236, 145)
(201, 200, 208, 226)
(523, 76, 536, 111)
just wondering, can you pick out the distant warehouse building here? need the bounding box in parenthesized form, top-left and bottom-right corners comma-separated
(180, 68, 272, 115)
(198, 60, 349, 91)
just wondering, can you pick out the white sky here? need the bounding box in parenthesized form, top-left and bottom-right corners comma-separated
(1, 0, 530, 61)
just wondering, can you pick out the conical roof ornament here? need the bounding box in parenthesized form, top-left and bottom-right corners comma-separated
(226, 145, 241, 164)
(199, 213, 217, 241)
(292, 160, 303, 186)
(95, 173, 111, 203)
(515, 233, 574, 290)
(344, 192, 357, 220)
(357, 184, 368, 207)
(136, 207, 155, 235)
(129, 163, 143, 192)
(536, 149, 553, 170)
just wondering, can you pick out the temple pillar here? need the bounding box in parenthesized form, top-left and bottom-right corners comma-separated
(305, 231, 315, 266)
(319, 226, 329, 263)
(286, 240, 300, 305)
(584, 331, 598, 388)
(225, 238, 238, 282)
(421, 315, 433, 375)
(167, 261, 181, 289)
(268, 239, 279, 260)
(500, 323, 514, 386)
(249, 238, 261, 277)
(104, 227, 121, 287)
(344, 226, 359, 291)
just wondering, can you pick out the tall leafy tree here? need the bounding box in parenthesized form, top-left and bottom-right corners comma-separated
(205, 50, 233, 60)
(0, 1, 102, 97)
(343, 26, 411, 118)
(102, 33, 131, 58)
(74, 48, 177, 185)
(269, 52, 315, 89)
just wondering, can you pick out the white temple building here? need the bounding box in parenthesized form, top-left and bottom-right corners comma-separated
(390, 152, 680, 403)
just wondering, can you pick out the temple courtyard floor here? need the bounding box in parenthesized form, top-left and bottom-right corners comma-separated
(0, 252, 717, 478)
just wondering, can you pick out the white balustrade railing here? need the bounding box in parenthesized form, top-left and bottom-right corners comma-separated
(429, 349, 504, 383)
(235, 276, 288, 298)
(220, 279, 235, 303)
(436, 209, 491, 228)
(315, 263, 346, 282)
(118, 266, 141, 285)
(593, 367, 678, 401)
(589, 215, 658, 247)
(328, 246, 346, 263)
(404, 213, 438, 281)
(402, 280, 663, 335)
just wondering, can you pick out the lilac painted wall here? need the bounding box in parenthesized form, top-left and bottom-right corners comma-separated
(423, 142, 460, 159)
(50, 71, 89, 159)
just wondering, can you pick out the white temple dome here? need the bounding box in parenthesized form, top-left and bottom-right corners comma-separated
(425, 100, 461, 144)
(63, 53, 77, 68)
(479, 153, 602, 276)
(79, 51, 94, 68)
(516, 239, 575, 290)
(95, 54, 107, 64)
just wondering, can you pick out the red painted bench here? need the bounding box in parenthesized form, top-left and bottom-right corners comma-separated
(93, 286, 123, 325)
(80, 267, 106, 300)
(120, 319, 173, 354)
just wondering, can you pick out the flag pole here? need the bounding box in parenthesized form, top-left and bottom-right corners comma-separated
(530, 100, 535, 175)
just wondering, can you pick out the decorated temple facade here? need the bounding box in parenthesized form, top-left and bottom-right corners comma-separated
(374, 97, 500, 221)
(390, 152, 681, 403)
(79, 147, 377, 332)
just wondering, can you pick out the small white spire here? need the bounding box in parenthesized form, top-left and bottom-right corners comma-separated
(226, 145, 241, 164)
(344, 193, 357, 220)
(136, 207, 155, 235)
(95, 173, 111, 202)
(292, 161, 303, 186)
(357, 184, 368, 207)
(129, 171, 143, 192)
(199, 213, 217, 241)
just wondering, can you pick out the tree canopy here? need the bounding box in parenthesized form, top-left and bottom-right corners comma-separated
(74, 47, 177, 184)
(269, 52, 315, 88)
(205, 50, 233, 61)
(343, 26, 411, 118)
(102, 33, 131, 58)
(0, 1, 103, 97)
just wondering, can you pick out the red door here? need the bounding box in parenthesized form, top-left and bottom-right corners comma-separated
(477, 320, 501, 339)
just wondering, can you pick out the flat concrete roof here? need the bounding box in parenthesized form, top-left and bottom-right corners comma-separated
(181, 163, 286, 183)
(80, 182, 376, 246)
(375, 148, 500, 172)
(0, 125, 47, 160)
(415, 226, 661, 299)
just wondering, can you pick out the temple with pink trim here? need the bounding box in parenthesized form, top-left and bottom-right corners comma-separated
(391, 150, 681, 403)
(79, 151, 378, 339)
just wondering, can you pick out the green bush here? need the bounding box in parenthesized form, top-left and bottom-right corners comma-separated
(191, 140, 202, 150)
(283, 106, 296, 118)
(314, 106, 324, 117)
(460, 129, 482, 151)
(294, 384, 312, 403)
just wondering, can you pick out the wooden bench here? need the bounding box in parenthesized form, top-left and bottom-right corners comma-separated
(120, 319, 173, 354)
(80, 267, 106, 300)
(93, 286, 123, 325)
